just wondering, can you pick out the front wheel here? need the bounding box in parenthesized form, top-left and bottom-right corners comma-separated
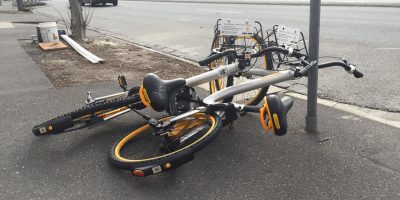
(113, 0, 118, 6)
(109, 112, 222, 172)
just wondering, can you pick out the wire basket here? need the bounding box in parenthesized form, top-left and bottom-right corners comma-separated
(266, 25, 308, 68)
(210, 19, 266, 54)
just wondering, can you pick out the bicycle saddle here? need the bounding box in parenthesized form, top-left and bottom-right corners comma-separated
(260, 94, 293, 136)
(140, 73, 186, 112)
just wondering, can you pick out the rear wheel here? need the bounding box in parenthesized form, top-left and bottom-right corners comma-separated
(209, 34, 273, 105)
(109, 112, 222, 170)
(32, 94, 144, 136)
(113, 0, 118, 6)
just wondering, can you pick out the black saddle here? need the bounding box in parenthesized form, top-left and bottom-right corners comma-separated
(260, 94, 294, 136)
(141, 73, 186, 112)
(266, 95, 293, 136)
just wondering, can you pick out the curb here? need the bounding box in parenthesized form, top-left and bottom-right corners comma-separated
(124, 0, 400, 8)
(285, 91, 400, 129)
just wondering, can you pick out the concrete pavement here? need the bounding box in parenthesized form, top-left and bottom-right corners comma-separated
(0, 7, 53, 95)
(126, 0, 400, 7)
(1, 4, 400, 199)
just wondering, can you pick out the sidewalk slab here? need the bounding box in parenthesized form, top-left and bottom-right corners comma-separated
(0, 14, 53, 95)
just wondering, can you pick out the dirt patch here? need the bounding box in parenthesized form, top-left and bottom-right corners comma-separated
(20, 37, 206, 88)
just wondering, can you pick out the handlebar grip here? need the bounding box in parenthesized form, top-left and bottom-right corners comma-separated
(353, 69, 363, 78)
(198, 49, 236, 66)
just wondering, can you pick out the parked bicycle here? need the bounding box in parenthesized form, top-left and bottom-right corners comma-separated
(208, 19, 274, 105)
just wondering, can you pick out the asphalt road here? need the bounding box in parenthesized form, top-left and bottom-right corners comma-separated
(33, 0, 400, 112)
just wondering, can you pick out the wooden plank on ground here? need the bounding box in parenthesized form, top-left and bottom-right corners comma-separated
(38, 41, 68, 51)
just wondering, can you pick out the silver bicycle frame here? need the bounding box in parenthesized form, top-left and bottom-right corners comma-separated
(203, 70, 294, 105)
(168, 64, 295, 123)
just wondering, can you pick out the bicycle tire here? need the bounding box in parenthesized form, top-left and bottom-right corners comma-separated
(209, 34, 273, 105)
(109, 112, 222, 170)
(32, 94, 144, 136)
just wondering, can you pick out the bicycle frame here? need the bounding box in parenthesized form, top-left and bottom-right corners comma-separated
(168, 64, 295, 123)
(85, 60, 291, 124)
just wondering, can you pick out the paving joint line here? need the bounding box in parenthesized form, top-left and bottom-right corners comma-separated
(365, 156, 400, 175)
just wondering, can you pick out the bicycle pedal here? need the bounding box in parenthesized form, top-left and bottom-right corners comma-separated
(118, 75, 128, 91)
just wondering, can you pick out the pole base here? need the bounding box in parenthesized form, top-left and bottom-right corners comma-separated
(305, 115, 318, 133)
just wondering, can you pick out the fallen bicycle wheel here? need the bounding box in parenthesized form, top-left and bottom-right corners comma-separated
(32, 94, 144, 136)
(109, 112, 222, 176)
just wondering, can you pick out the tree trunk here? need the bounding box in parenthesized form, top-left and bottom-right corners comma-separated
(16, 0, 24, 11)
(68, 0, 85, 42)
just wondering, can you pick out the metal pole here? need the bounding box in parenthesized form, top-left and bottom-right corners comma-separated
(306, 0, 321, 132)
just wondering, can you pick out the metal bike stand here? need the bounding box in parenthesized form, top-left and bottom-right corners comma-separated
(306, 0, 321, 133)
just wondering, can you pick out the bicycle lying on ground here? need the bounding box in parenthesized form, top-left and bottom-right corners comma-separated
(106, 46, 362, 177)
(32, 40, 362, 178)
(31, 22, 300, 136)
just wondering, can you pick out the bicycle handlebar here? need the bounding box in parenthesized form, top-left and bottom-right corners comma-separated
(198, 47, 308, 67)
(198, 49, 237, 66)
(199, 47, 362, 78)
(318, 61, 363, 78)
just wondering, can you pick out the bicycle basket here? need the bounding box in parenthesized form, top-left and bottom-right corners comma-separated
(266, 25, 309, 68)
(211, 19, 265, 54)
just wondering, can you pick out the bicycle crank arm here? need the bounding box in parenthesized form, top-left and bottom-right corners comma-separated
(131, 150, 195, 177)
(86, 91, 128, 105)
